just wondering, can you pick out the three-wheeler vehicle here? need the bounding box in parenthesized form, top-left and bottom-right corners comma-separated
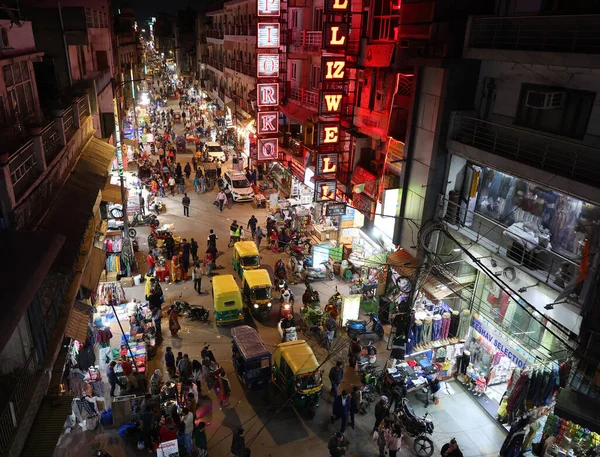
(212, 274, 244, 326)
(231, 325, 271, 391)
(241, 269, 273, 317)
(232, 241, 260, 278)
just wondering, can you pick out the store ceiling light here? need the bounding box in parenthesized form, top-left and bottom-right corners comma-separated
(452, 248, 461, 252)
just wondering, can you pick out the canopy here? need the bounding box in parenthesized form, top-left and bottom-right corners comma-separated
(212, 274, 241, 299)
(235, 241, 259, 257)
(231, 325, 270, 361)
(275, 340, 319, 375)
(243, 269, 272, 288)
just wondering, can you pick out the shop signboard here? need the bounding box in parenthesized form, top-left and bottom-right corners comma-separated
(257, 111, 279, 135)
(316, 152, 338, 176)
(325, 0, 351, 13)
(257, 54, 279, 77)
(353, 192, 376, 218)
(386, 138, 405, 176)
(257, 138, 279, 161)
(257, 83, 279, 107)
(315, 180, 337, 202)
(320, 91, 344, 116)
(342, 205, 355, 221)
(258, 0, 280, 16)
(157, 440, 179, 457)
(354, 106, 388, 139)
(341, 295, 361, 326)
(318, 123, 340, 145)
(363, 43, 395, 68)
(322, 57, 346, 81)
(470, 317, 532, 369)
(326, 202, 347, 217)
(257, 23, 280, 48)
(323, 22, 349, 51)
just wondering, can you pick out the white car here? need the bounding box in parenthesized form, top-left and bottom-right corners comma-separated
(204, 141, 227, 163)
(224, 171, 254, 202)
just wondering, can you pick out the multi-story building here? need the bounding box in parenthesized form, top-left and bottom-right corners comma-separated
(176, 7, 198, 76)
(155, 13, 177, 63)
(0, 10, 115, 457)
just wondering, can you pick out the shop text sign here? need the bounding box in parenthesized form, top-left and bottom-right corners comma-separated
(324, 23, 349, 51)
(257, 0, 280, 16)
(322, 58, 346, 80)
(257, 111, 279, 135)
(326, 202, 347, 217)
(257, 83, 279, 107)
(316, 152, 338, 175)
(257, 54, 279, 77)
(471, 317, 531, 369)
(325, 0, 350, 13)
(257, 23, 280, 48)
(320, 91, 344, 115)
(315, 180, 337, 202)
(319, 123, 340, 145)
(257, 138, 278, 161)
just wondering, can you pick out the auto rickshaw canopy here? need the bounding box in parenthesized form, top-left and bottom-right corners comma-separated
(231, 325, 270, 361)
(242, 269, 272, 289)
(212, 275, 242, 305)
(273, 340, 319, 375)
(235, 241, 259, 258)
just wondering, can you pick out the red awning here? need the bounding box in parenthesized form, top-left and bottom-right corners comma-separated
(280, 103, 317, 125)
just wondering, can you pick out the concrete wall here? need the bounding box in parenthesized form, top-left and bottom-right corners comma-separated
(0, 315, 34, 376)
(0, 20, 37, 57)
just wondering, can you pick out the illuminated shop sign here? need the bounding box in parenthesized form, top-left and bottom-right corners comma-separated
(319, 123, 340, 145)
(322, 57, 346, 80)
(324, 23, 349, 50)
(257, 0, 280, 16)
(326, 202, 347, 217)
(257, 23, 280, 48)
(316, 152, 338, 176)
(257, 138, 279, 160)
(315, 180, 337, 202)
(257, 54, 279, 77)
(257, 83, 279, 107)
(257, 111, 279, 135)
(324, 0, 350, 13)
(320, 91, 344, 115)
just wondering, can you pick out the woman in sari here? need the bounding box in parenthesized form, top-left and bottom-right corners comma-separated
(213, 368, 231, 407)
(171, 254, 181, 283)
(168, 304, 181, 337)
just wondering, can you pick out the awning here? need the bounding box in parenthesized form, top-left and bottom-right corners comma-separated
(421, 274, 472, 301)
(215, 109, 226, 117)
(280, 103, 318, 125)
(80, 247, 106, 291)
(226, 101, 236, 113)
(387, 249, 419, 276)
(65, 301, 92, 342)
(101, 182, 124, 203)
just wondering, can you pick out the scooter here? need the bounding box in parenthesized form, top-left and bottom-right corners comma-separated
(277, 319, 298, 342)
(201, 344, 217, 364)
(172, 294, 190, 314)
(347, 312, 385, 339)
(279, 300, 294, 319)
(357, 341, 378, 372)
(130, 212, 160, 229)
(302, 260, 334, 282)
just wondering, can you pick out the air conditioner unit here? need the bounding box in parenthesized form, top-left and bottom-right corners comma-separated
(525, 90, 565, 109)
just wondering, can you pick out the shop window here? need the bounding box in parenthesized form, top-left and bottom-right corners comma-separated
(291, 62, 297, 81)
(310, 65, 320, 89)
(313, 8, 323, 31)
(515, 83, 595, 140)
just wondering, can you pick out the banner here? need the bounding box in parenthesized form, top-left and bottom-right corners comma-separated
(470, 317, 532, 369)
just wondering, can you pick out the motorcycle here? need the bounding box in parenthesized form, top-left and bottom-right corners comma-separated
(284, 236, 312, 256)
(129, 212, 160, 237)
(172, 294, 189, 314)
(324, 287, 342, 319)
(302, 260, 334, 282)
(279, 300, 294, 319)
(185, 305, 210, 322)
(394, 398, 435, 457)
(357, 341, 378, 372)
(347, 312, 384, 339)
(302, 283, 320, 308)
(201, 344, 217, 365)
(277, 319, 298, 342)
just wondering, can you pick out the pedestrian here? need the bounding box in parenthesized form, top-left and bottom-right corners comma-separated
(216, 189, 226, 212)
(216, 161, 222, 178)
(178, 354, 192, 383)
(231, 428, 247, 457)
(171, 253, 181, 283)
(214, 368, 231, 407)
(193, 176, 199, 193)
(182, 238, 191, 270)
(247, 215, 258, 238)
(181, 192, 191, 217)
(165, 234, 175, 259)
(140, 405, 154, 451)
(176, 351, 184, 368)
(178, 175, 185, 194)
(168, 304, 181, 337)
(348, 336, 362, 369)
(192, 262, 204, 295)
(350, 385, 361, 429)
(199, 174, 206, 193)
(149, 369, 162, 395)
(182, 407, 194, 454)
(373, 396, 390, 432)
(385, 422, 403, 457)
(376, 419, 390, 457)
(184, 162, 191, 179)
(168, 175, 176, 195)
(255, 226, 264, 250)
(207, 229, 218, 250)
(224, 185, 233, 208)
(442, 438, 464, 457)
(331, 389, 351, 433)
(107, 361, 125, 397)
(165, 346, 176, 378)
(328, 432, 349, 457)
(152, 306, 162, 340)
(139, 192, 145, 215)
(193, 421, 208, 457)
(329, 360, 344, 397)
(120, 355, 138, 390)
(147, 253, 156, 275)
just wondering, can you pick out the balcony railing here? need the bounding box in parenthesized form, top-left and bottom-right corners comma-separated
(230, 93, 254, 115)
(224, 24, 257, 37)
(206, 58, 224, 72)
(289, 88, 319, 108)
(207, 29, 224, 40)
(225, 59, 257, 78)
(290, 30, 322, 51)
(449, 113, 600, 188)
(0, 94, 91, 204)
(467, 14, 600, 54)
(439, 195, 580, 289)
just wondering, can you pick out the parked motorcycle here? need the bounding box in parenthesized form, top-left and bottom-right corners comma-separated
(394, 398, 435, 457)
(302, 260, 334, 282)
(172, 294, 189, 314)
(284, 236, 312, 256)
(201, 344, 217, 365)
(185, 305, 210, 322)
(356, 341, 378, 372)
(128, 212, 160, 237)
(347, 312, 384, 339)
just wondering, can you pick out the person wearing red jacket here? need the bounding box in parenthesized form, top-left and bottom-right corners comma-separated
(147, 254, 156, 275)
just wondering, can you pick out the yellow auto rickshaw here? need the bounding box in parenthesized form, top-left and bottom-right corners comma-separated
(232, 241, 260, 278)
(241, 269, 273, 317)
(271, 340, 323, 419)
(212, 274, 244, 326)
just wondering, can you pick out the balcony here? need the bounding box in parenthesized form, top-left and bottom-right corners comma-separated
(205, 57, 224, 72)
(289, 30, 322, 53)
(229, 93, 254, 116)
(224, 24, 257, 37)
(448, 113, 600, 202)
(0, 94, 92, 228)
(464, 14, 600, 67)
(225, 59, 257, 78)
(439, 194, 580, 292)
(207, 29, 224, 41)
(289, 88, 319, 109)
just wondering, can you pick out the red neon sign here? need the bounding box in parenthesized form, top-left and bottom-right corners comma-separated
(257, 111, 279, 135)
(257, 83, 279, 107)
(322, 58, 346, 80)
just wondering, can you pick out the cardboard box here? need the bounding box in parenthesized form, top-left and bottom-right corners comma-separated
(106, 272, 118, 282)
(121, 276, 134, 288)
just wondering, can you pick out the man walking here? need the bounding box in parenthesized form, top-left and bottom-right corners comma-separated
(190, 238, 199, 262)
(165, 347, 176, 378)
(231, 428, 246, 457)
(247, 215, 258, 239)
(373, 396, 390, 432)
(349, 385, 361, 429)
(328, 432, 349, 457)
(107, 361, 125, 397)
(329, 361, 344, 397)
(182, 193, 191, 217)
(192, 262, 204, 295)
(216, 189, 226, 212)
(178, 354, 192, 383)
(331, 390, 351, 433)
(255, 226, 264, 251)
(207, 229, 218, 251)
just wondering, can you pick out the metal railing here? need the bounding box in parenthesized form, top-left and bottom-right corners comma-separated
(230, 93, 254, 115)
(206, 58, 224, 72)
(289, 88, 319, 108)
(225, 60, 257, 78)
(42, 123, 61, 166)
(207, 29, 224, 40)
(224, 24, 257, 36)
(8, 140, 38, 200)
(77, 95, 90, 121)
(467, 14, 600, 54)
(63, 106, 76, 142)
(449, 113, 600, 188)
(440, 194, 580, 288)
(290, 30, 322, 51)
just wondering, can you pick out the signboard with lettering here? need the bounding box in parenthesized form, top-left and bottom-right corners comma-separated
(386, 138, 404, 176)
(257, 83, 279, 107)
(319, 123, 340, 145)
(322, 57, 346, 80)
(471, 317, 532, 368)
(316, 152, 338, 176)
(326, 202, 347, 217)
(257, 54, 279, 77)
(324, 23, 349, 51)
(257, 111, 279, 135)
(354, 106, 388, 139)
(320, 91, 344, 116)
(353, 192, 376, 218)
(257, 0, 280, 16)
(257, 23, 280, 48)
(315, 180, 337, 202)
(324, 0, 350, 13)
(257, 138, 279, 161)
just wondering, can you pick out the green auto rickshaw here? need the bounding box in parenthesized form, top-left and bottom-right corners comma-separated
(241, 269, 273, 317)
(212, 274, 244, 326)
(232, 241, 260, 278)
(271, 340, 323, 418)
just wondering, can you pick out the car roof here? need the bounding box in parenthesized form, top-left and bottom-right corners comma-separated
(226, 171, 247, 179)
(206, 141, 221, 146)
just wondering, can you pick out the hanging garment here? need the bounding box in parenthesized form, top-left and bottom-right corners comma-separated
(500, 419, 528, 457)
(413, 320, 423, 345)
(441, 312, 451, 339)
(456, 309, 471, 340)
(422, 318, 432, 344)
(456, 352, 470, 375)
(431, 315, 442, 340)
(449, 311, 460, 337)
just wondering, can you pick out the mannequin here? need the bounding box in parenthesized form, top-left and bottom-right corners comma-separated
(449, 310, 460, 339)
(441, 312, 451, 342)
(432, 314, 442, 343)
(456, 350, 471, 381)
(413, 319, 423, 350)
(464, 361, 475, 387)
(422, 317, 432, 347)
(456, 309, 471, 340)
(474, 373, 487, 396)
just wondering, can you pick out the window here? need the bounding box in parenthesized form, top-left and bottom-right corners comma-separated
(515, 83, 595, 139)
(313, 8, 323, 31)
(3, 62, 36, 121)
(291, 10, 298, 29)
(291, 62, 297, 81)
(310, 65, 320, 89)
